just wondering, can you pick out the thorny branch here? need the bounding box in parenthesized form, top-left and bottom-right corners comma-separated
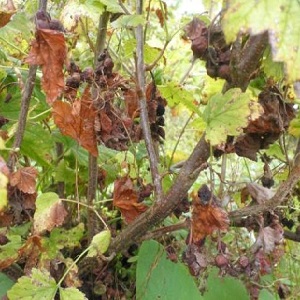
(135, 0, 163, 203)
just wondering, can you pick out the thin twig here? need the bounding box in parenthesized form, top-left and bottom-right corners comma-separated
(135, 0, 163, 202)
(7, 0, 48, 171)
(168, 112, 194, 169)
(87, 11, 110, 242)
(145, 40, 169, 71)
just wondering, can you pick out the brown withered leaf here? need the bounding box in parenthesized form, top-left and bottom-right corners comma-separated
(18, 235, 43, 275)
(246, 182, 275, 205)
(25, 29, 66, 104)
(10, 167, 38, 194)
(0, 0, 16, 28)
(192, 185, 229, 243)
(155, 4, 167, 28)
(124, 89, 139, 119)
(113, 176, 148, 223)
(184, 18, 208, 59)
(52, 88, 98, 157)
(251, 216, 283, 254)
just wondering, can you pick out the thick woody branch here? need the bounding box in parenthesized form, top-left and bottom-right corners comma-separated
(135, 0, 163, 202)
(109, 135, 209, 253)
(226, 31, 269, 92)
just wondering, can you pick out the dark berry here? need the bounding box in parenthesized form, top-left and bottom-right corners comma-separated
(156, 104, 165, 116)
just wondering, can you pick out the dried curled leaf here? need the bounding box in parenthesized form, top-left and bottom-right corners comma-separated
(191, 185, 229, 243)
(52, 88, 98, 157)
(0, 0, 16, 28)
(113, 176, 148, 223)
(25, 29, 66, 104)
(10, 167, 38, 194)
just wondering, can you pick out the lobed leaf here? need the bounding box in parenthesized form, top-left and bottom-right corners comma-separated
(203, 88, 262, 145)
(7, 268, 57, 300)
(10, 167, 38, 194)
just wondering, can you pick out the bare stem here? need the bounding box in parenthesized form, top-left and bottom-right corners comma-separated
(7, 0, 48, 171)
(87, 11, 110, 241)
(136, 0, 163, 202)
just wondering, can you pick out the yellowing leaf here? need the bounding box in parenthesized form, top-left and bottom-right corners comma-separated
(7, 268, 57, 300)
(289, 115, 300, 137)
(0, 172, 8, 212)
(87, 230, 111, 257)
(222, 0, 300, 82)
(60, 287, 87, 300)
(203, 88, 262, 145)
(111, 14, 145, 28)
(33, 192, 67, 234)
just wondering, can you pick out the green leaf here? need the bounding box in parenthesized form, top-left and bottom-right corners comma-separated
(111, 14, 145, 28)
(262, 46, 284, 81)
(49, 223, 85, 250)
(60, 287, 87, 300)
(97, 0, 123, 13)
(42, 224, 85, 259)
(53, 159, 76, 184)
(0, 234, 22, 267)
(61, 0, 105, 29)
(136, 240, 202, 300)
(259, 289, 279, 300)
(87, 230, 111, 257)
(21, 123, 55, 166)
(0, 272, 14, 298)
(7, 268, 57, 300)
(222, 0, 300, 82)
(159, 82, 202, 116)
(203, 268, 249, 300)
(123, 39, 161, 65)
(203, 88, 262, 145)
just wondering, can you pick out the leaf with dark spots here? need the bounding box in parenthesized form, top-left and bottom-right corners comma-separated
(113, 176, 148, 223)
(25, 29, 67, 104)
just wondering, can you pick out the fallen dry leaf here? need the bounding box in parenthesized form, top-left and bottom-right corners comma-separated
(113, 176, 148, 223)
(25, 28, 66, 104)
(192, 185, 229, 243)
(10, 167, 38, 194)
(52, 88, 98, 157)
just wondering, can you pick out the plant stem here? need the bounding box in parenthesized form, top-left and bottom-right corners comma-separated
(87, 11, 110, 241)
(7, 0, 48, 171)
(136, 0, 163, 203)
